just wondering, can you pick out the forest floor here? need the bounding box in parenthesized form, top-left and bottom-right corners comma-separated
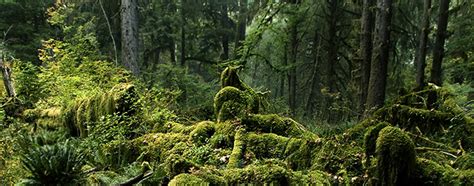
(0, 67, 473, 185)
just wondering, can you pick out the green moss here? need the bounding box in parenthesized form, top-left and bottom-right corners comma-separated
(245, 133, 315, 170)
(209, 134, 232, 149)
(374, 104, 457, 133)
(227, 129, 246, 168)
(164, 155, 199, 178)
(214, 86, 253, 122)
(132, 132, 190, 161)
(454, 153, 474, 170)
(60, 83, 138, 137)
(156, 121, 195, 134)
(345, 118, 380, 141)
(189, 121, 216, 145)
(414, 158, 474, 185)
(241, 114, 317, 138)
(375, 126, 416, 186)
(364, 122, 390, 158)
(220, 66, 244, 90)
(168, 173, 208, 186)
(221, 161, 331, 185)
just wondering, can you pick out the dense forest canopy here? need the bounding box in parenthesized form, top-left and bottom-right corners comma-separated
(0, 0, 473, 185)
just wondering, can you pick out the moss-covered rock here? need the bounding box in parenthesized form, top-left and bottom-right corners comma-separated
(375, 126, 416, 186)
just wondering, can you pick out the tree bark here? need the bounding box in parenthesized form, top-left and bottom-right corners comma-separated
(0, 58, 16, 98)
(180, 0, 186, 66)
(366, 0, 393, 111)
(430, 0, 450, 86)
(288, 21, 298, 116)
(221, 3, 230, 60)
(121, 0, 140, 75)
(415, 0, 432, 89)
(359, 0, 375, 112)
(234, 0, 247, 58)
(305, 31, 322, 117)
(326, 0, 339, 93)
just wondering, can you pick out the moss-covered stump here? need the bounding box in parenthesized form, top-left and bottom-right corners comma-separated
(61, 83, 138, 137)
(375, 126, 416, 186)
(364, 122, 390, 159)
(215, 66, 260, 122)
(214, 86, 255, 122)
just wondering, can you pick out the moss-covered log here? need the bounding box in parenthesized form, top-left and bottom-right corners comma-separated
(61, 83, 138, 137)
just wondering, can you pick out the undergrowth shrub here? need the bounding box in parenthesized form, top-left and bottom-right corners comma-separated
(20, 140, 85, 185)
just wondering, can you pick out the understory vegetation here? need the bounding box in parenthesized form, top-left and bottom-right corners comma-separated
(0, 0, 473, 185)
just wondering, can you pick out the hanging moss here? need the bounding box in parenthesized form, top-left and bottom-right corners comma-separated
(375, 126, 416, 186)
(364, 122, 390, 159)
(60, 83, 138, 137)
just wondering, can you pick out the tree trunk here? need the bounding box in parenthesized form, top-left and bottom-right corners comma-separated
(366, 0, 393, 111)
(430, 0, 450, 86)
(0, 58, 16, 98)
(415, 0, 432, 89)
(305, 31, 322, 117)
(234, 0, 247, 58)
(121, 0, 140, 75)
(221, 3, 230, 60)
(120, 0, 140, 75)
(180, 1, 186, 66)
(288, 21, 298, 116)
(326, 0, 338, 93)
(359, 0, 375, 112)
